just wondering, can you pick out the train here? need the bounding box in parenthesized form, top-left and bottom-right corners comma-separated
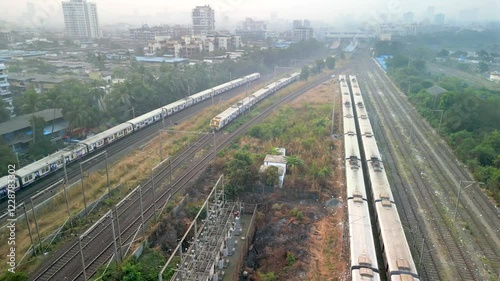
(349, 74, 419, 281)
(0, 73, 261, 199)
(339, 74, 380, 281)
(210, 72, 300, 131)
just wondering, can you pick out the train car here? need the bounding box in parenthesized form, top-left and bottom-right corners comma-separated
(81, 123, 134, 153)
(0, 175, 20, 199)
(212, 81, 234, 95)
(59, 143, 88, 163)
(0, 74, 262, 195)
(350, 75, 419, 281)
(126, 109, 163, 130)
(341, 74, 380, 281)
(210, 105, 241, 130)
(16, 153, 67, 186)
(245, 73, 261, 82)
(162, 98, 194, 116)
(190, 89, 214, 103)
(210, 73, 298, 131)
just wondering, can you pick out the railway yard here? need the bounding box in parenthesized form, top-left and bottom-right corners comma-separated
(1, 53, 499, 281)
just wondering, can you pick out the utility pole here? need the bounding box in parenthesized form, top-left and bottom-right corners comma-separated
(453, 180, 484, 221)
(432, 110, 444, 134)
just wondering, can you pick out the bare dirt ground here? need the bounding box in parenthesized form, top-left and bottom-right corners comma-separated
(241, 79, 349, 281)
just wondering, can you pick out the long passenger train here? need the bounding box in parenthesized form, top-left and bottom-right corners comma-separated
(210, 72, 300, 131)
(0, 73, 261, 198)
(339, 74, 380, 281)
(349, 74, 419, 281)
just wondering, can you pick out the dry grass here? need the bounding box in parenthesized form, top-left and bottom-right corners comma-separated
(0, 75, 286, 274)
(221, 70, 348, 279)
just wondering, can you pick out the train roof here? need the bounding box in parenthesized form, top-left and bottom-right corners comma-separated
(162, 98, 191, 111)
(212, 81, 233, 91)
(0, 176, 16, 188)
(213, 105, 240, 121)
(81, 123, 133, 145)
(376, 200, 418, 279)
(189, 89, 213, 100)
(348, 198, 380, 281)
(252, 88, 269, 99)
(16, 153, 63, 177)
(127, 109, 163, 125)
(245, 73, 260, 78)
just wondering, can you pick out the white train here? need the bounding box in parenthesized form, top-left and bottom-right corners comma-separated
(210, 72, 300, 131)
(349, 75, 419, 281)
(0, 73, 261, 199)
(339, 74, 380, 281)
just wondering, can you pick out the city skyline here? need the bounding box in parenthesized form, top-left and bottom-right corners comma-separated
(1, 0, 498, 30)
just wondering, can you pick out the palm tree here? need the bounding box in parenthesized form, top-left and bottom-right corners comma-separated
(21, 89, 41, 143)
(44, 88, 65, 138)
(62, 100, 90, 139)
(88, 82, 106, 111)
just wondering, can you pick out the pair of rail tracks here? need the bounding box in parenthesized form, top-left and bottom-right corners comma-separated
(357, 61, 498, 280)
(30, 73, 332, 280)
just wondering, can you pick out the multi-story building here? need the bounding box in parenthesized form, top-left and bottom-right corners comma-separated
(235, 18, 267, 39)
(62, 0, 102, 39)
(292, 20, 313, 42)
(434, 13, 446, 25)
(0, 62, 14, 117)
(192, 5, 215, 36)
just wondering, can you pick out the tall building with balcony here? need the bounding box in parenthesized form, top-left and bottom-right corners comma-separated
(192, 5, 215, 36)
(62, 0, 102, 39)
(0, 62, 15, 117)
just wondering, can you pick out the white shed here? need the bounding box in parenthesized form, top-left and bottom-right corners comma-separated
(262, 149, 287, 187)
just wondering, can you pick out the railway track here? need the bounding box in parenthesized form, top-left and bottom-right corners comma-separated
(359, 69, 480, 280)
(30, 73, 332, 280)
(369, 65, 500, 276)
(360, 75, 443, 280)
(0, 72, 281, 214)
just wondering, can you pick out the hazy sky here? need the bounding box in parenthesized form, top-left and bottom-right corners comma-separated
(2, 0, 499, 29)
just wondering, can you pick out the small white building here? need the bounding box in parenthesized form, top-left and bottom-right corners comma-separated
(490, 71, 500, 83)
(260, 148, 287, 187)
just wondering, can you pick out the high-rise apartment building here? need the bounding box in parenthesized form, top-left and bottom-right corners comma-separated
(62, 0, 102, 39)
(0, 62, 15, 117)
(192, 5, 215, 36)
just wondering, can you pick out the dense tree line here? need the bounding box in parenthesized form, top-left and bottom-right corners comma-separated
(376, 41, 500, 204)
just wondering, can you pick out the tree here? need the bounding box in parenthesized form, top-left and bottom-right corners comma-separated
(0, 141, 17, 177)
(315, 59, 325, 73)
(325, 56, 336, 69)
(63, 100, 90, 138)
(285, 155, 304, 174)
(300, 65, 309, 81)
(27, 116, 57, 160)
(436, 49, 450, 58)
(478, 62, 489, 73)
(20, 89, 42, 143)
(0, 99, 11, 122)
(261, 166, 280, 187)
